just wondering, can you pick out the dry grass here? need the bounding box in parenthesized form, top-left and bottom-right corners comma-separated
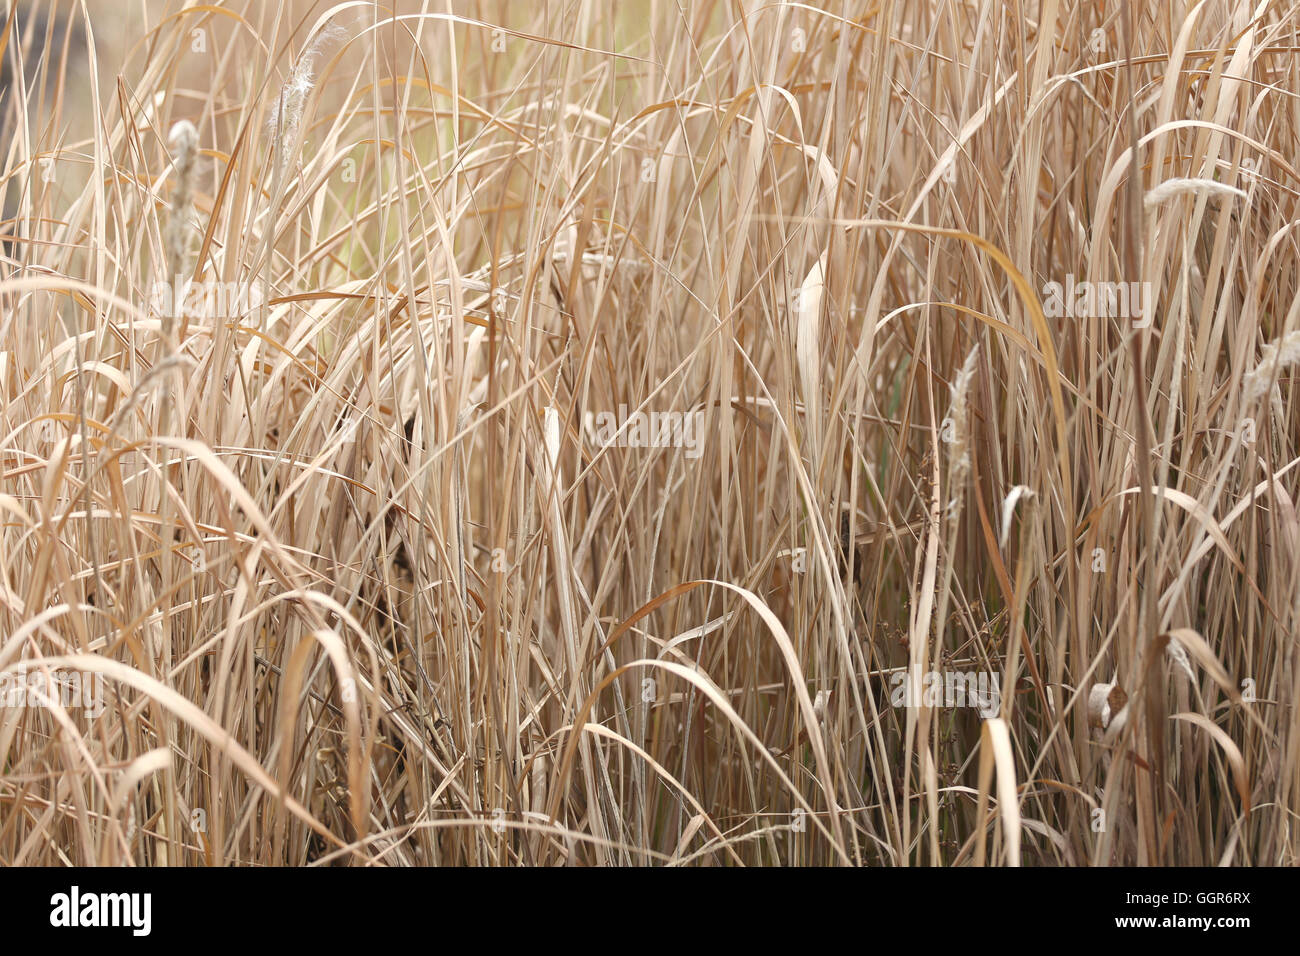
(1, 0, 1298, 866)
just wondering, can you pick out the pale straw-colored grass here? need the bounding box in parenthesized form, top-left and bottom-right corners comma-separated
(1, 0, 1298, 866)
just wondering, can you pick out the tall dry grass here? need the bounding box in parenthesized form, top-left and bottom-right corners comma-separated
(1, 0, 1298, 866)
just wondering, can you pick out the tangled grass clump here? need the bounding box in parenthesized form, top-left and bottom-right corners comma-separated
(1, 0, 1298, 866)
